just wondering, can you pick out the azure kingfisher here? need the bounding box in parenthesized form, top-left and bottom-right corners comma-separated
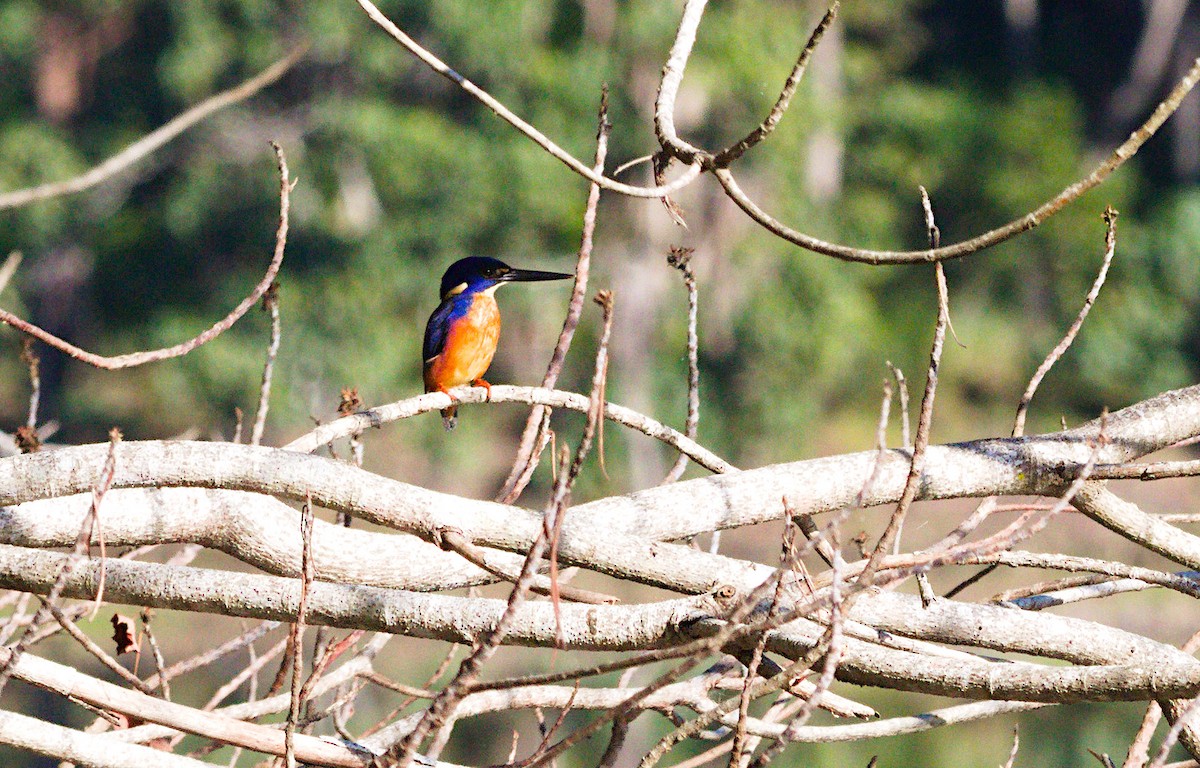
(423, 256, 572, 430)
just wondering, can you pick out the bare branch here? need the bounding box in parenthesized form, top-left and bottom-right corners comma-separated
(0, 47, 305, 211)
(354, 0, 702, 199)
(710, 55, 1200, 263)
(284, 385, 735, 474)
(662, 247, 701, 485)
(251, 281, 282, 446)
(714, 3, 840, 166)
(0, 142, 292, 369)
(1013, 206, 1118, 436)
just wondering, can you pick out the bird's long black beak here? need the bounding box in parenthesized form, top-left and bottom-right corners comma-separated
(499, 268, 573, 283)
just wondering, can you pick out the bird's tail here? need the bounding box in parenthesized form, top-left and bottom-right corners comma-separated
(441, 405, 458, 431)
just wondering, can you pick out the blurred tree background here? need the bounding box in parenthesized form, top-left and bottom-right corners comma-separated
(1, 1, 1199, 765)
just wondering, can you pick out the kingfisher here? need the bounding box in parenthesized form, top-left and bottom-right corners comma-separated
(423, 256, 572, 430)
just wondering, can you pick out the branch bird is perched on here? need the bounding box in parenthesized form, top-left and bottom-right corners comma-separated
(423, 256, 572, 430)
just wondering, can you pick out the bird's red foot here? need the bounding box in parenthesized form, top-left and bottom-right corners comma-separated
(472, 378, 493, 401)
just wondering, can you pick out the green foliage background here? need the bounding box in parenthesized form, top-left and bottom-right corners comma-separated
(1, 1, 1198, 766)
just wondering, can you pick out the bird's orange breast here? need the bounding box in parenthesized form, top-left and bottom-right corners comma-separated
(424, 292, 501, 392)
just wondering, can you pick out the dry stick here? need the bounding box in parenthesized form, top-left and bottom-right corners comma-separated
(202, 637, 287, 712)
(284, 496, 315, 768)
(0, 251, 21, 293)
(0, 646, 370, 767)
(1013, 207, 1118, 437)
(500, 88, 610, 503)
(547, 291, 616, 647)
(525, 685, 581, 767)
(300, 630, 364, 708)
(0, 428, 120, 698)
(1002, 727, 1021, 768)
(712, 56, 1200, 264)
(653, 0, 710, 163)
(713, 2, 840, 166)
(286, 384, 734, 474)
(465, 507, 848, 707)
(0, 143, 292, 369)
(251, 282, 282, 446)
(150, 621, 281, 690)
(1003, 572, 1200, 609)
(359, 645, 459, 741)
(888, 363, 910, 447)
(20, 340, 39, 432)
(1127, 631, 1200, 768)
(662, 247, 700, 485)
(0, 47, 304, 210)
(858, 190, 948, 585)
(1151, 694, 1200, 768)
(991, 572, 1109, 604)
(354, 0, 701, 199)
(596, 714, 633, 768)
(141, 610, 171, 700)
(38, 598, 156, 696)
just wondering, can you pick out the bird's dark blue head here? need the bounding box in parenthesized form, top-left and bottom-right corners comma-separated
(438, 256, 572, 300)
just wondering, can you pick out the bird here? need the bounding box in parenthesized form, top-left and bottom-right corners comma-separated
(423, 256, 572, 430)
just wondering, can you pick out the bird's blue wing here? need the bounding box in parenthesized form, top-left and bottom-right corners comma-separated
(423, 298, 459, 363)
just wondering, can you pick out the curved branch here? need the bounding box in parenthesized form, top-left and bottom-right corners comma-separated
(282, 385, 735, 474)
(354, 0, 703, 199)
(0, 46, 306, 211)
(653, 0, 709, 163)
(712, 55, 1200, 264)
(0, 143, 292, 368)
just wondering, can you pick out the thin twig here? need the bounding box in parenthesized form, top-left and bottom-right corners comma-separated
(1013, 206, 1118, 436)
(713, 3, 840, 166)
(38, 599, 156, 696)
(730, 514, 797, 768)
(284, 495, 314, 768)
(150, 621, 280, 689)
(1002, 727, 1021, 768)
(141, 609, 170, 700)
(859, 189, 948, 583)
(887, 363, 910, 447)
(0, 47, 305, 211)
(749, 534, 847, 768)
(0, 251, 21, 293)
(0, 143, 292, 369)
(251, 282, 282, 446)
(20, 339, 39, 432)
(1126, 632, 1200, 768)
(662, 247, 700, 484)
(500, 87, 611, 503)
